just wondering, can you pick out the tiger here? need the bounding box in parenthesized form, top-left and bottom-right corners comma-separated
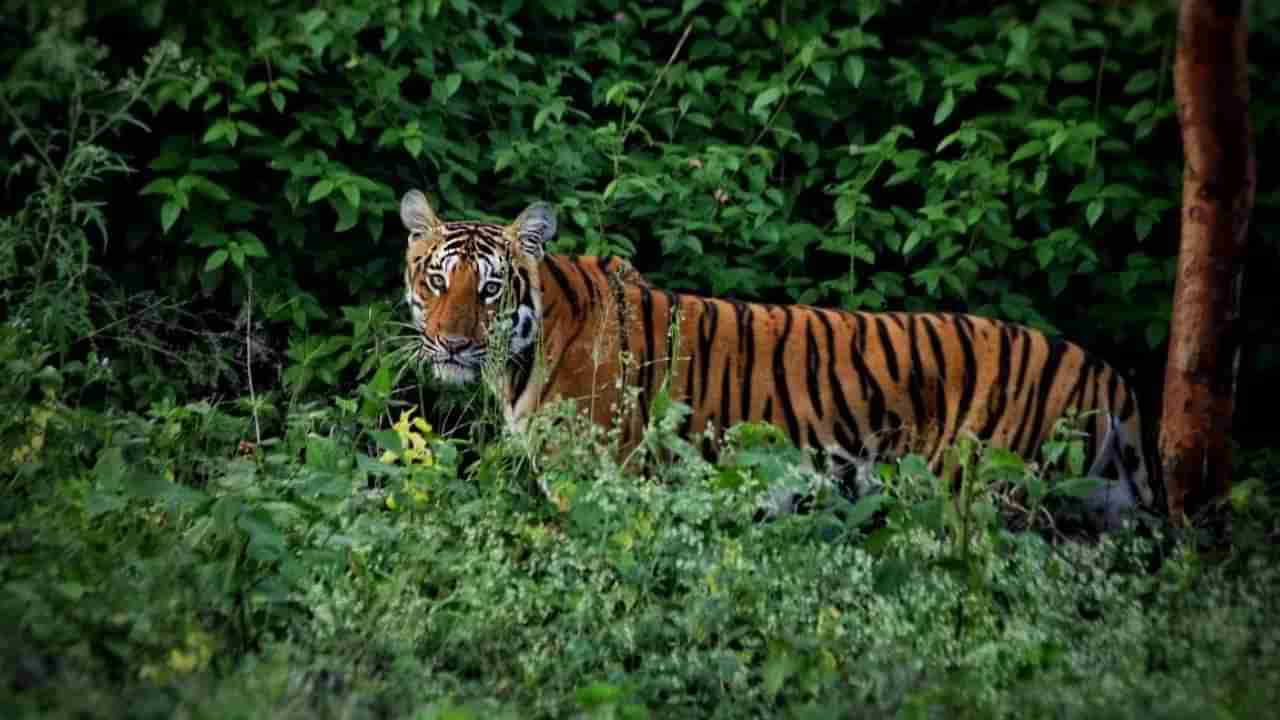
(400, 189, 1155, 525)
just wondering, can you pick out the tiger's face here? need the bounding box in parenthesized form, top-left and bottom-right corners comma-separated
(401, 190, 555, 384)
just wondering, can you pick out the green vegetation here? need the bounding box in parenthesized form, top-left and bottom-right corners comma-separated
(2, 1, 1278, 717)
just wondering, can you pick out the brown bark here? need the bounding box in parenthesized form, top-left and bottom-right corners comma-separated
(1159, 0, 1255, 522)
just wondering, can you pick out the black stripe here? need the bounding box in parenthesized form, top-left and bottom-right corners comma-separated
(573, 259, 602, 306)
(885, 410, 903, 454)
(805, 313, 825, 420)
(1060, 357, 1095, 461)
(678, 296, 696, 440)
(638, 287, 656, 429)
(1007, 331, 1038, 457)
(947, 315, 979, 449)
(905, 315, 929, 431)
(719, 351, 733, 431)
(921, 315, 949, 453)
(1022, 338, 1070, 458)
(848, 324, 886, 437)
(833, 422, 860, 461)
(874, 316, 900, 382)
(806, 424, 827, 468)
(1011, 327, 1033, 402)
(1081, 361, 1101, 462)
(509, 345, 535, 406)
(978, 324, 1013, 439)
(697, 300, 719, 408)
(818, 311, 862, 449)
(737, 303, 755, 422)
(772, 307, 802, 444)
(1106, 363, 1121, 411)
(763, 396, 773, 423)
(1119, 380, 1135, 421)
(543, 257, 580, 319)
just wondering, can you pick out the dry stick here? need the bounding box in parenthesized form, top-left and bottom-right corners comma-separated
(246, 272, 262, 446)
(620, 23, 694, 148)
(1089, 41, 1109, 170)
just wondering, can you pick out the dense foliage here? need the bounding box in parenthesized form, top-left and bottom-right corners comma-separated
(2, 0, 1279, 717)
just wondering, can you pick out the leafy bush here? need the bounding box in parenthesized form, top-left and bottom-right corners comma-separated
(2, 0, 1277, 420)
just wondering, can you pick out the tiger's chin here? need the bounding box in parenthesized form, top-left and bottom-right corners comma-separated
(431, 361, 480, 385)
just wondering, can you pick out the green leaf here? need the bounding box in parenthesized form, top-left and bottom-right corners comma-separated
(308, 179, 336, 203)
(1057, 63, 1093, 83)
(202, 119, 238, 146)
(341, 184, 361, 209)
(873, 557, 912, 595)
(161, 201, 182, 233)
(405, 136, 423, 159)
(93, 447, 127, 488)
(443, 73, 462, 100)
(835, 194, 859, 226)
(235, 231, 269, 258)
(752, 86, 784, 114)
(1146, 319, 1168, 348)
(205, 249, 229, 272)
(1010, 139, 1045, 164)
(1067, 182, 1098, 203)
(845, 493, 889, 528)
(995, 83, 1022, 102)
(1050, 477, 1103, 499)
(1086, 199, 1104, 227)
(140, 178, 176, 196)
(1124, 70, 1157, 95)
(933, 90, 955, 125)
(843, 56, 866, 88)
(370, 429, 403, 454)
(1135, 213, 1156, 242)
(334, 198, 360, 232)
(1009, 26, 1030, 53)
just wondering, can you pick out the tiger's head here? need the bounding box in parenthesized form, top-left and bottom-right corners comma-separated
(401, 189, 556, 385)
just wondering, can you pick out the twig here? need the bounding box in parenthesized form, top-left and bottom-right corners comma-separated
(620, 23, 693, 148)
(0, 92, 59, 176)
(246, 272, 262, 445)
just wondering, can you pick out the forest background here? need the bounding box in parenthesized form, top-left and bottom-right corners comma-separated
(3, 1, 1279, 717)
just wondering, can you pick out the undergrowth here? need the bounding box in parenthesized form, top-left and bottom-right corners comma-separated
(3, 335, 1278, 718)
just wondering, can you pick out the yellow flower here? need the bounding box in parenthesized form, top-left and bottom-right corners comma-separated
(380, 407, 436, 467)
(11, 389, 55, 464)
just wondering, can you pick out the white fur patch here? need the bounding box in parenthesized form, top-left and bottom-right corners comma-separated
(510, 305, 539, 354)
(432, 363, 477, 385)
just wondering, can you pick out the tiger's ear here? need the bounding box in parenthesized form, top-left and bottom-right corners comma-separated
(400, 190, 440, 240)
(510, 201, 557, 261)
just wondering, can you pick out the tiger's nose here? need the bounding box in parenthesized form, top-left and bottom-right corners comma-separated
(439, 335, 470, 352)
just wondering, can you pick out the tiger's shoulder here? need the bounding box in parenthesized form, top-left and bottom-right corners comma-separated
(567, 255, 653, 289)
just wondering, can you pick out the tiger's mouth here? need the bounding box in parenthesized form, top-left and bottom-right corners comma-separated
(420, 337, 486, 385)
(431, 359, 480, 385)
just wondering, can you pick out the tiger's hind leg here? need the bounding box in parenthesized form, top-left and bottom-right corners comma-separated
(1078, 414, 1147, 531)
(751, 446, 881, 523)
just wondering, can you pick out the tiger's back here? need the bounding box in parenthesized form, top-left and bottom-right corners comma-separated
(530, 255, 1152, 514)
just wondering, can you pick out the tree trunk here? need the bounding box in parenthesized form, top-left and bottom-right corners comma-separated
(1159, 0, 1255, 522)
